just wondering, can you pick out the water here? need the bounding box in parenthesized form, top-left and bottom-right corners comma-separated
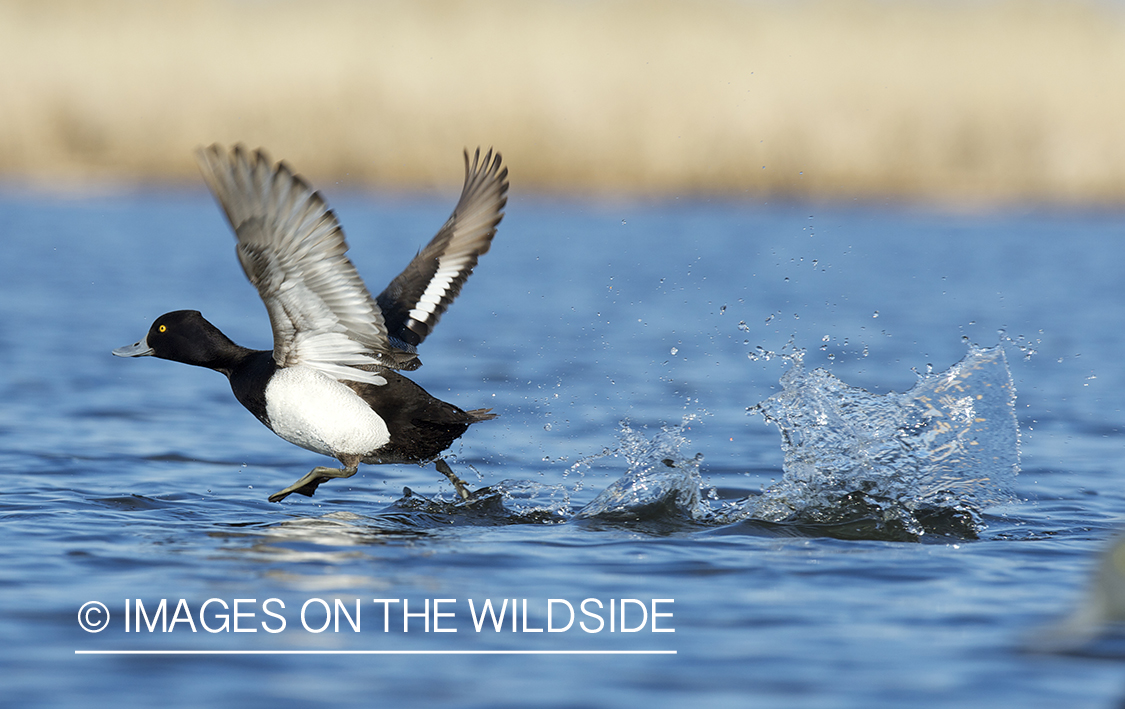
(3, 188, 1125, 707)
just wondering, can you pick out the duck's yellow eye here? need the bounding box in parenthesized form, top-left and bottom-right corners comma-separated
(158, 325, 167, 333)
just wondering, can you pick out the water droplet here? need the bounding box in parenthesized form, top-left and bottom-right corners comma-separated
(719, 305, 727, 314)
(737, 320, 750, 332)
(621, 219, 627, 225)
(670, 347, 679, 356)
(872, 310, 880, 318)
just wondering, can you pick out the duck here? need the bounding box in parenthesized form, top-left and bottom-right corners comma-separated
(113, 144, 508, 503)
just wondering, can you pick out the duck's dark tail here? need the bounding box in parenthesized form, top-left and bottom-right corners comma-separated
(464, 408, 498, 422)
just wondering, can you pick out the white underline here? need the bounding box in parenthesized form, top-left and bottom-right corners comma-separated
(75, 649, 676, 656)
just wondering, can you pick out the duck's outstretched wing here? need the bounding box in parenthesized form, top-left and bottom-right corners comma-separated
(376, 148, 508, 348)
(196, 144, 413, 384)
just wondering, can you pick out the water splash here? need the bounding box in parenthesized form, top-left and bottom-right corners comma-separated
(994, 328, 1040, 361)
(390, 480, 570, 525)
(745, 345, 1019, 540)
(746, 335, 801, 363)
(330, 347, 1020, 541)
(571, 344, 1021, 540)
(576, 420, 706, 523)
(492, 479, 572, 519)
(383, 421, 706, 529)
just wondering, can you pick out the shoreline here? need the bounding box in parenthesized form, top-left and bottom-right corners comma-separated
(2, 0, 1125, 204)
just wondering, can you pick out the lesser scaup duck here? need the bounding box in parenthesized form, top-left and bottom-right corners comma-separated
(114, 144, 508, 502)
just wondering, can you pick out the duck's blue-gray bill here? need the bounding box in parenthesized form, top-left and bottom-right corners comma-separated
(112, 338, 154, 357)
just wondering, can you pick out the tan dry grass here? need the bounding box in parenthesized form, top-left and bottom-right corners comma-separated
(2, 0, 1125, 201)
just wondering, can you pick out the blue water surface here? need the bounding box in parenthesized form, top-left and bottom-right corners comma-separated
(2, 184, 1125, 708)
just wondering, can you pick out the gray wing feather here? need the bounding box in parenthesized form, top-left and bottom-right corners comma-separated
(195, 144, 404, 384)
(376, 148, 509, 347)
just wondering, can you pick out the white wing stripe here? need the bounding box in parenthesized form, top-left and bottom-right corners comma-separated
(406, 259, 470, 323)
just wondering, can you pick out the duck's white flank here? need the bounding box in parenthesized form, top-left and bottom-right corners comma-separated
(264, 366, 390, 458)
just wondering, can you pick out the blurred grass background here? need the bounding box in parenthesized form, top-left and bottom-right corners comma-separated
(2, 0, 1125, 202)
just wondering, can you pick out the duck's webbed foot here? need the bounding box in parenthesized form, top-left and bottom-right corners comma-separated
(268, 465, 358, 503)
(435, 459, 471, 501)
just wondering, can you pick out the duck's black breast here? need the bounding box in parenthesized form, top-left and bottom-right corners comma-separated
(227, 350, 278, 427)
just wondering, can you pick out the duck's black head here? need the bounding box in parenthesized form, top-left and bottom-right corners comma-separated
(113, 310, 246, 372)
